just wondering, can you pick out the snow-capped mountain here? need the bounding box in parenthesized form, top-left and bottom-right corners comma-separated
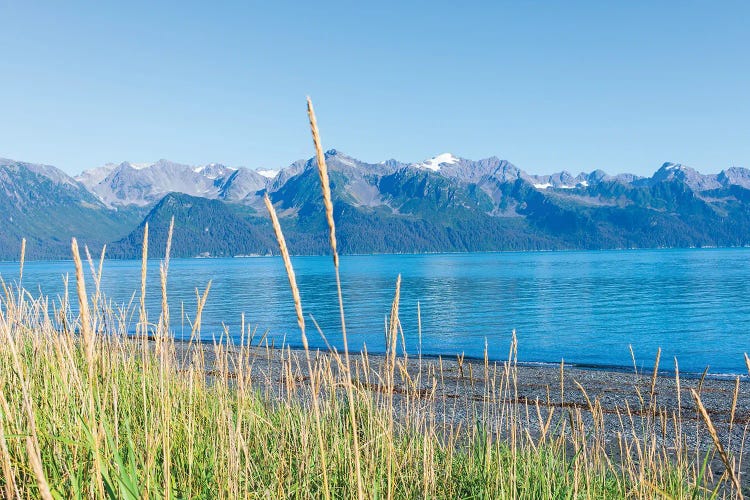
(415, 155, 528, 184)
(646, 162, 723, 191)
(6, 151, 750, 259)
(74, 152, 750, 209)
(73, 152, 750, 215)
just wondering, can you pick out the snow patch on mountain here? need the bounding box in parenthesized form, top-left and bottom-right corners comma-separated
(413, 153, 459, 172)
(256, 169, 279, 179)
(120, 162, 152, 170)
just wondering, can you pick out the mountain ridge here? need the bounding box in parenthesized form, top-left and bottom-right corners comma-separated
(3, 152, 750, 260)
(73, 151, 750, 208)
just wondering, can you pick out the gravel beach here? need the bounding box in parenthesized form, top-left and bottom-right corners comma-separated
(174, 339, 750, 490)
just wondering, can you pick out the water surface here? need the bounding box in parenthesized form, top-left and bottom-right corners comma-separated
(2, 248, 749, 375)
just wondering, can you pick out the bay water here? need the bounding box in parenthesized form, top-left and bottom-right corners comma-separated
(2, 248, 749, 375)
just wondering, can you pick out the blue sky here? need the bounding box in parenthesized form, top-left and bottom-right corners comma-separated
(1, 1, 748, 176)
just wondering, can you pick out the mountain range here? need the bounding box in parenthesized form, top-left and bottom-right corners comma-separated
(2, 152, 750, 260)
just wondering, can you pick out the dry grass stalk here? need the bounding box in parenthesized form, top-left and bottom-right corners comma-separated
(674, 358, 681, 419)
(0, 410, 17, 499)
(386, 277, 402, 500)
(71, 238, 93, 367)
(97, 245, 106, 290)
(574, 380, 594, 415)
(165, 216, 174, 271)
(160, 217, 174, 336)
(388, 275, 402, 364)
(191, 283, 212, 341)
(19, 238, 25, 285)
(25, 437, 52, 500)
(67, 240, 107, 497)
(84, 245, 96, 285)
(690, 388, 743, 497)
(730, 376, 740, 433)
(306, 97, 338, 268)
(264, 194, 305, 338)
(96, 246, 106, 326)
(83, 245, 106, 330)
(560, 359, 565, 403)
(697, 366, 709, 395)
(649, 347, 661, 405)
(263, 192, 332, 499)
(307, 96, 364, 500)
(140, 223, 149, 334)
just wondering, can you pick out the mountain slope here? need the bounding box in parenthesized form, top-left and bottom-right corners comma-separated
(0, 159, 144, 259)
(108, 193, 277, 259)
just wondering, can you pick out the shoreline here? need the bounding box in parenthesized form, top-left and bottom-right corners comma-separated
(175, 335, 750, 381)
(2, 244, 750, 264)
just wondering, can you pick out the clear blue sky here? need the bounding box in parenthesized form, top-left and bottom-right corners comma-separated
(1, 1, 748, 176)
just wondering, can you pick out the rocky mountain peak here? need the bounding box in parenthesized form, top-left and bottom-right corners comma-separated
(717, 166, 750, 189)
(651, 162, 721, 191)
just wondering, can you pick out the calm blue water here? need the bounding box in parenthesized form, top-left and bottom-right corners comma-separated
(2, 249, 749, 375)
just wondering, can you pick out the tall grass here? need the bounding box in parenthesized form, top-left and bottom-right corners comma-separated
(0, 99, 746, 498)
(307, 96, 364, 500)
